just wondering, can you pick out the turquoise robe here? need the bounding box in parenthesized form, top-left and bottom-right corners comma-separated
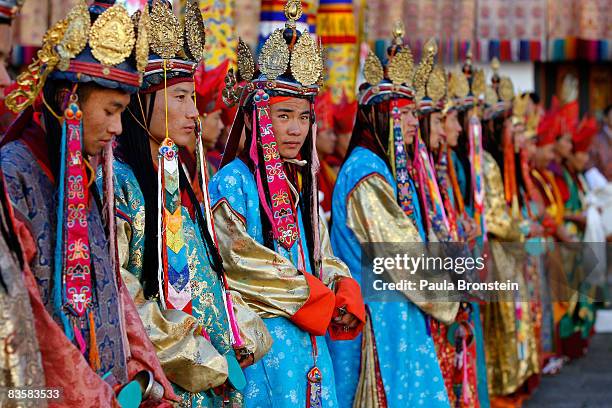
(209, 158, 342, 408)
(328, 147, 450, 408)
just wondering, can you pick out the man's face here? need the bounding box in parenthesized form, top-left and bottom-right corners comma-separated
(534, 143, 555, 169)
(0, 25, 13, 98)
(335, 132, 351, 159)
(316, 128, 337, 156)
(150, 82, 198, 148)
(400, 104, 418, 145)
(444, 110, 462, 147)
(270, 97, 311, 159)
(572, 151, 590, 172)
(80, 87, 130, 156)
(201, 109, 223, 150)
(555, 132, 573, 160)
(429, 111, 446, 150)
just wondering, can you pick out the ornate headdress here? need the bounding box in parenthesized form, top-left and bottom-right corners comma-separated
(1, 0, 149, 374)
(357, 21, 414, 106)
(511, 92, 529, 126)
(222, 0, 323, 108)
(139, 0, 205, 93)
(413, 39, 447, 114)
(6, 0, 148, 113)
(487, 57, 514, 115)
(449, 50, 486, 109)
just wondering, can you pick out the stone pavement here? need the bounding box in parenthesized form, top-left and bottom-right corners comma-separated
(524, 334, 612, 408)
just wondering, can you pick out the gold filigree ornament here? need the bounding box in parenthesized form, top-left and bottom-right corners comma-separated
(5, 19, 67, 113)
(499, 77, 514, 101)
(512, 92, 529, 124)
(89, 4, 135, 66)
(448, 71, 469, 99)
(56, 0, 90, 71)
(290, 29, 323, 86)
(237, 38, 255, 81)
(471, 69, 486, 96)
(363, 51, 383, 85)
(135, 5, 149, 73)
(222, 68, 242, 107)
(392, 21, 405, 45)
(413, 39, 437, 96)
(427, 65, 447, 103)
(258, 29, 290, 80)
(284, 0, 303, 28)
(148, 0, 181, 59)
(388, 48, 414, 86)
(183, 0, 206, 61)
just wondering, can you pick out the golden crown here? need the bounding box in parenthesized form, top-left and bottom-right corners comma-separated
(413, 39, 447, 110)
(223, 0, 323, 107)
(6, 0, 149, 113)
(358, 22, 415, 105)
(147, 0, 205, 62)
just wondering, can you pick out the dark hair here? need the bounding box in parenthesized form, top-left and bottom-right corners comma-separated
(418, 113, 432, 151)
(344, 101, 391, 169)
(604, 104, 612, 117)
(526, 92, 540, 105)
(482, 115, 505, 170)
(116, 93, 223, 298)
(455, 109, 473, 207)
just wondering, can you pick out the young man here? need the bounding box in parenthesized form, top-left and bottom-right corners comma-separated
(0, 1, 175, 405)
(328, 28, 456, 408)
(101, 1, 270, 406)
(210, 2, 365, 406)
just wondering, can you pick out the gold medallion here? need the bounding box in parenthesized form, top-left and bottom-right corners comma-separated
(135, 5, 149, 73)
(499, 77, 514, 101)
(258, 29, 290, 80)
(149, 0, 181, 59)
(57, 0, 90, 71)
(427, 65, 446, 103)
(290, 29, 323, 86)
(388, 48, 413, 86)
(184, 0, 205, 61)
(363, 51, 383, 85)
(237, 38, 255, 81)
(89, 4, 135, 66)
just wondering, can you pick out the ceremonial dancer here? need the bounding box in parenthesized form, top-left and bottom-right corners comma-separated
(328, 25, 456, 408)
(99, 1, 271, 406)
(210, 1, 365, 406)
(0, 1, 175, 405)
